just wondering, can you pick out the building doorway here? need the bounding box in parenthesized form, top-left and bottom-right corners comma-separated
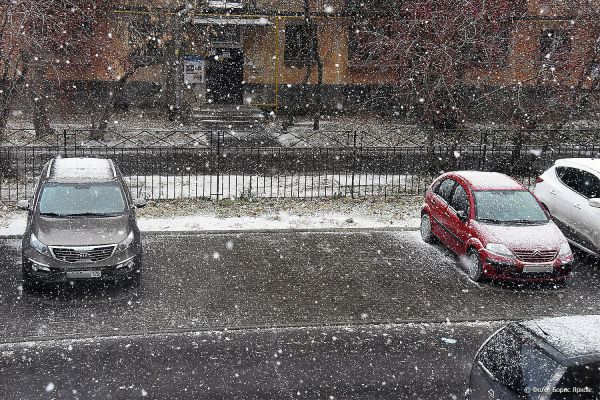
(206, 48, 244, 105)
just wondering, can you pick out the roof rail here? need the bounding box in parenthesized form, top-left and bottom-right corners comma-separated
(46, 158, 54, 178)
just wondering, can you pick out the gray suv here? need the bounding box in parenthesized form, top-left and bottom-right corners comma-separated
(17, 157, 146, 290)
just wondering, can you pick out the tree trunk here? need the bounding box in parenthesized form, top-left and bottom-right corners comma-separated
(91, 70, 136, 140)
(303, 0, 323, 131)
(0, 89, 9, 143)
(31, 92, 52, 137)
(28, 68, 53, 137)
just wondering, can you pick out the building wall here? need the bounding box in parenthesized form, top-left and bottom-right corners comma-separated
(8, 0, 596, 114)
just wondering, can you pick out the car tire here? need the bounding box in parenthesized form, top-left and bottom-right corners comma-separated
(129, 273, 141, 288)
(21, 265, 37, 293)
(467, 248, 484, 282)
(420, 214, 437, 243)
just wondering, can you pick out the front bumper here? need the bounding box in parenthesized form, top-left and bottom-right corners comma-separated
(23, 244, 142, 284)
(481, 251, 573, 282)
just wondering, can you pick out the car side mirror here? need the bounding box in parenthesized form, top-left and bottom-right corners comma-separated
(16, 199, 30, 211)
(133, 198, 147, 208)
(457, 210, 469, 222)
(590, 198, 600, 209)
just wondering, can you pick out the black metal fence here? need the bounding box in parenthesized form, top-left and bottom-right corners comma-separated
(1, 129, 599, 202)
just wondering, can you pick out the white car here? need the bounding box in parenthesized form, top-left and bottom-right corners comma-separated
(534, 158, 600, 257)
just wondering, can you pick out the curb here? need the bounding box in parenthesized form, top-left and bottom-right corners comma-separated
(0, 226, 420, 240)
(0, 318, 512, 346)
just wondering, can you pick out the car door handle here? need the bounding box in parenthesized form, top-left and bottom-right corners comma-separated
(444, 211, 450, 217)
(574, 203, 583, 209)
(550, 189, 558, 195)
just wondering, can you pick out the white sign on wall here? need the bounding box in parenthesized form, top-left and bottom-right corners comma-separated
(184, 56, 205, 84)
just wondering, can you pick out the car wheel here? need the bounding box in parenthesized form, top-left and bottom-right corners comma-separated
(467, 248, 484, 282)
(21, 265, 37, 293)
(420, 214, 437, 243)
(129, 273, 141, 288)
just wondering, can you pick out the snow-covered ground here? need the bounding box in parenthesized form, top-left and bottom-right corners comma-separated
(0, 197, 422, 236)
(126, 174, 423, 200)
(0, 174, 425, 202)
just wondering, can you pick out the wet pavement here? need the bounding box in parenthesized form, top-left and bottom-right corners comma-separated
(0, 230, 599, 342)
(0, 322, 501, 399)
(0, 230, 599, 398)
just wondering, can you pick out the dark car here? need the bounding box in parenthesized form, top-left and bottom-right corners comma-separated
(17, 157, 146, 290)
(421, 171, 574, 283)
(467, 315, 600, 399)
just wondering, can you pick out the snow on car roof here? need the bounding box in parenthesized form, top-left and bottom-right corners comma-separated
(555, 158, 600, 174)
(453, 171, 524, 190)
(50, 158, 115, 181)
(521, 315, 600, 359)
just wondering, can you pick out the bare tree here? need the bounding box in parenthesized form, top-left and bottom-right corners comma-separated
(349, 0, 524, 151)
(0, 1, 107, 140)
(302, 0, 324, 131)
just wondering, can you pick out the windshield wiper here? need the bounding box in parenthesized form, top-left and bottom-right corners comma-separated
(39, 212, 69, 218)
(477, 218, 505, 224)
(509, 219, 546, 225)
(61, 212, 121, 217)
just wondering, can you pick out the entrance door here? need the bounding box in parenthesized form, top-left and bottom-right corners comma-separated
(206, 48, 244, 104)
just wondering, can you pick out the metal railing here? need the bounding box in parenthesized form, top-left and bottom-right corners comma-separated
(1, 129, 599, 203)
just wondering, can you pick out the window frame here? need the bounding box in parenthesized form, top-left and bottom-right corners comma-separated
(434, 178, 458, 204)
(556, 166, 600, 199)
(540, 29, 572, 64)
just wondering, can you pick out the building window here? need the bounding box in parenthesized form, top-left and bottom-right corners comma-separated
(540, 29, 571, 63)
(284, 24, 311, 67)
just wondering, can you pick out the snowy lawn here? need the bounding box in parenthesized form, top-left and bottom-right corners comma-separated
(0, 196, 422, 236)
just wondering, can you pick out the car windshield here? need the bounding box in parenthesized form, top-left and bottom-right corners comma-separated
(474, 190, 548, 224)
(38, 182, 126, 217)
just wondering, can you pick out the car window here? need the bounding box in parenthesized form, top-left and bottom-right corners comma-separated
(552, 362, 600, 399)
(477, 327, 561, 397)
(556, 167, 600, 198)
(521, 344, 562, 398)
(450, 184, 469, 214)
(38, 182, 126, 216)
(435, 179, 457, 203)
(477, 327, 524, 390)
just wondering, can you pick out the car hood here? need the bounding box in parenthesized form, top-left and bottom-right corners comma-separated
(474, 221, 565, 250)
(33, 214, 131, 246)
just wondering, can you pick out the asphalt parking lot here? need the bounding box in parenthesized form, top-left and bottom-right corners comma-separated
(0, 230, 599, 398)
(0, 230, 598, 341)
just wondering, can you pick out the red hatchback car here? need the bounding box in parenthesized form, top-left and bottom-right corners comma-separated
(421, 171, 574, 283)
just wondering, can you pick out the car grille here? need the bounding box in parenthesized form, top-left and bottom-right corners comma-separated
(50, 245, 116, 263)
(513, 249, 558, 263)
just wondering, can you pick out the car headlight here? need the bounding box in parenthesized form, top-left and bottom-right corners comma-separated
(486, 243, 515, 259)
(116, 231, 135, 253)
(559, 243, 572, 258)
(30, 233, 50, 256)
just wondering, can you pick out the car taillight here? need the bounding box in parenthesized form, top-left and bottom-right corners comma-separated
(535, 176, 544, 183)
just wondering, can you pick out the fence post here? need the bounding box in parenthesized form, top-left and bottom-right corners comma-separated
(63, 129, 68, 158)
(350, 131, 357, 199)
(215, 131, 221, 201)
(480, 130, 488, 170)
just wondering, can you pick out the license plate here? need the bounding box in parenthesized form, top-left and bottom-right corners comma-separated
(523, 265, 553, 273)
(66, 270, 102, 279)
